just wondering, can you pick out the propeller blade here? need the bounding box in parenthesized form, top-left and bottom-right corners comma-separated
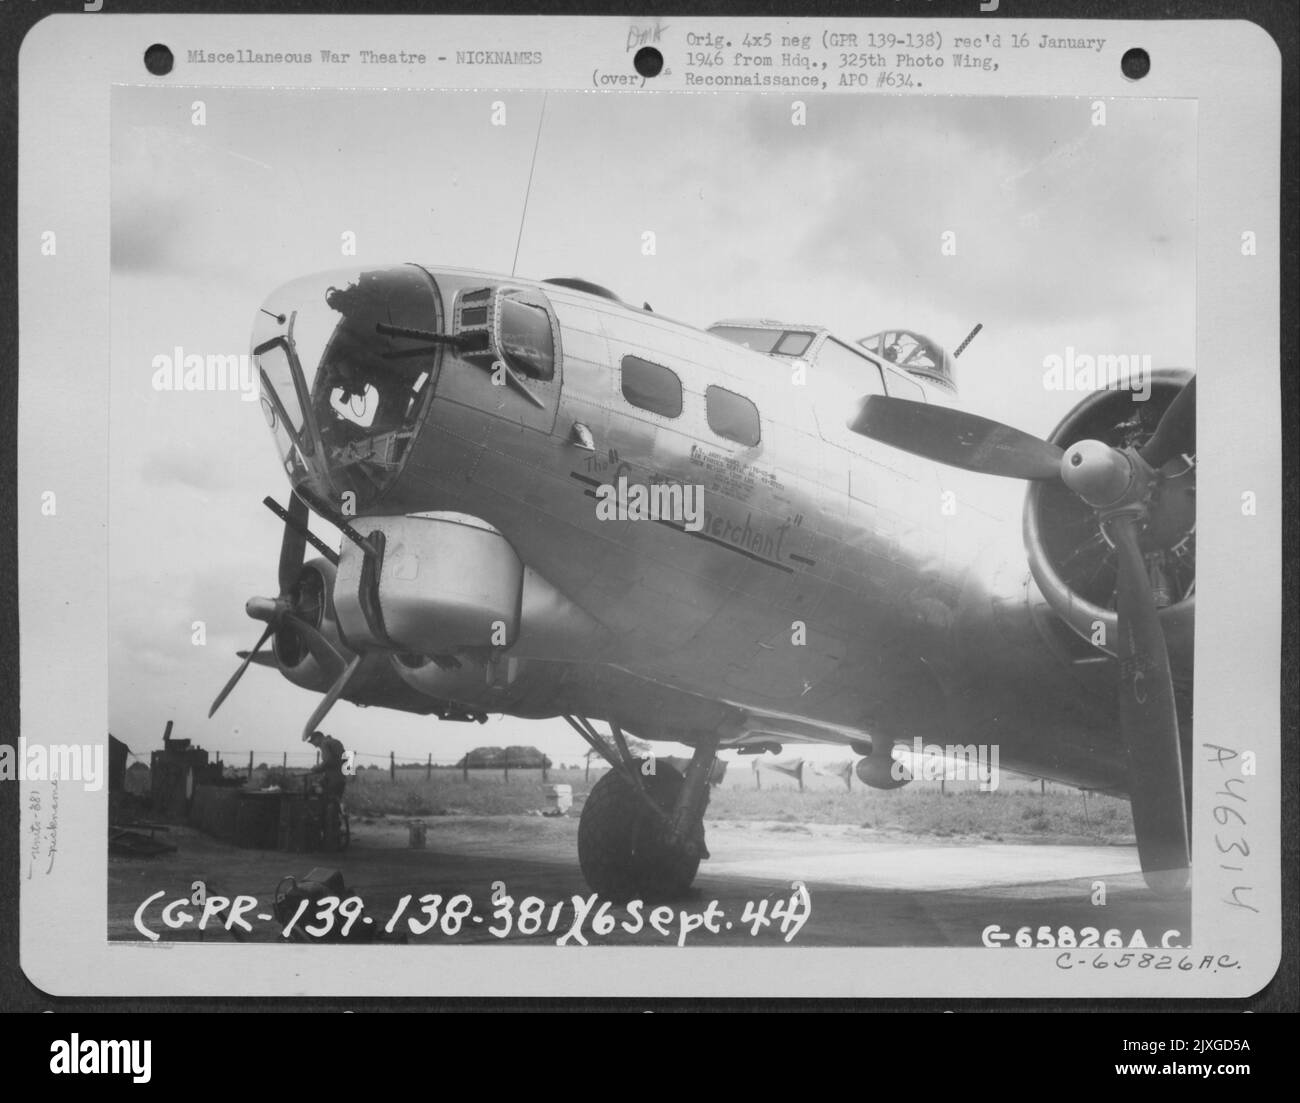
(851, 396, 1064, 480)
(284, 612, 348, 681)
(278, 491, 309, 595)
(1110, 515, 1190, 894)
(1138, 376, 1196, 469)
(209, 623, 275, 718)
(300, 653, 365, 743)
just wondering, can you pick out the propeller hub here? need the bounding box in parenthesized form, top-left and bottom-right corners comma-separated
(1059, 439, 1134, 507)
(246, 596, 287, 623)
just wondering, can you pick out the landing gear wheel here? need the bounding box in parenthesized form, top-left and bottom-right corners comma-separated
(578, 764, 702, 901)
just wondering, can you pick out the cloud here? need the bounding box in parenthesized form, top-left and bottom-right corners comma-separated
(138, 445, 231, 493)
(727, 95, 1196, 333)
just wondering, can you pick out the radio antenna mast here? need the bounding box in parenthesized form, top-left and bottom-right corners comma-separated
(511, 92, 548, 277)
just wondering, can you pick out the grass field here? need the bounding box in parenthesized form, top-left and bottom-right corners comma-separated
(314, 764, 1135, 843)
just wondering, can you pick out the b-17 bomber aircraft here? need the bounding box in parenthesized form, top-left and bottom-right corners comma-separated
(211, 264, 1195, 898)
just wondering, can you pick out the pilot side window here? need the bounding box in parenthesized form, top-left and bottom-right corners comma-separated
(706, 385, 761, 447)
(621, 355, 682, 418)
(497, 294, 555, 381)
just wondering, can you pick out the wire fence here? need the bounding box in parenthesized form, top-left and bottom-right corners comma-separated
(125, 747, 590, 782)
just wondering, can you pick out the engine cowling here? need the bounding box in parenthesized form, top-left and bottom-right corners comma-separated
(1024, 370, 1195, 660)
(334, 512, 523, 655)
(272, 557, 352, 692)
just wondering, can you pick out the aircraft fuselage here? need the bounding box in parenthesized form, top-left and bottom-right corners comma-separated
(252, 264, 1129, 791)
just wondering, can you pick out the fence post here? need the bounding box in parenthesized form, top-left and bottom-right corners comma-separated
(390, 751, 396, 781)
(426, 753, 432, 781)
(248, 750, 254, 778)
(585, 756, 590, 783)
(282, 751, 287, 769)
(542, 757, 548, 782)
(462, 757, 468, 782)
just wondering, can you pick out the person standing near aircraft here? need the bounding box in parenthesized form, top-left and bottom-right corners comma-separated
(307, 730, 347, 798)
(307, 730, 348, 850)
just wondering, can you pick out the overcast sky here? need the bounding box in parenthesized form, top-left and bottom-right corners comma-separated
(109, 88, 1195, 765)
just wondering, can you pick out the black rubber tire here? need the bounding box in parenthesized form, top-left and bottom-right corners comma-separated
(577, 764, 701, 901)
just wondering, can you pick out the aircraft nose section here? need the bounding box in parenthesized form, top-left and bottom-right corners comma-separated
(249, 264, 446, 511)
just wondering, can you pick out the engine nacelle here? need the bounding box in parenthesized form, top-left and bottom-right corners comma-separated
(272, 557, 352, 693)
(334, 512, 523, 654)
(1023, 369, 1195, 659)
(390, 651, 518, 703)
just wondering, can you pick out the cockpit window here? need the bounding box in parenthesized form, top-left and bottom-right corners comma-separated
(709, 325, 816, 358)
(774, 331, 814, 356)
(878, 331, 938, 371)
(859, 330, 956, 391)
(497, 294, 555, 381)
